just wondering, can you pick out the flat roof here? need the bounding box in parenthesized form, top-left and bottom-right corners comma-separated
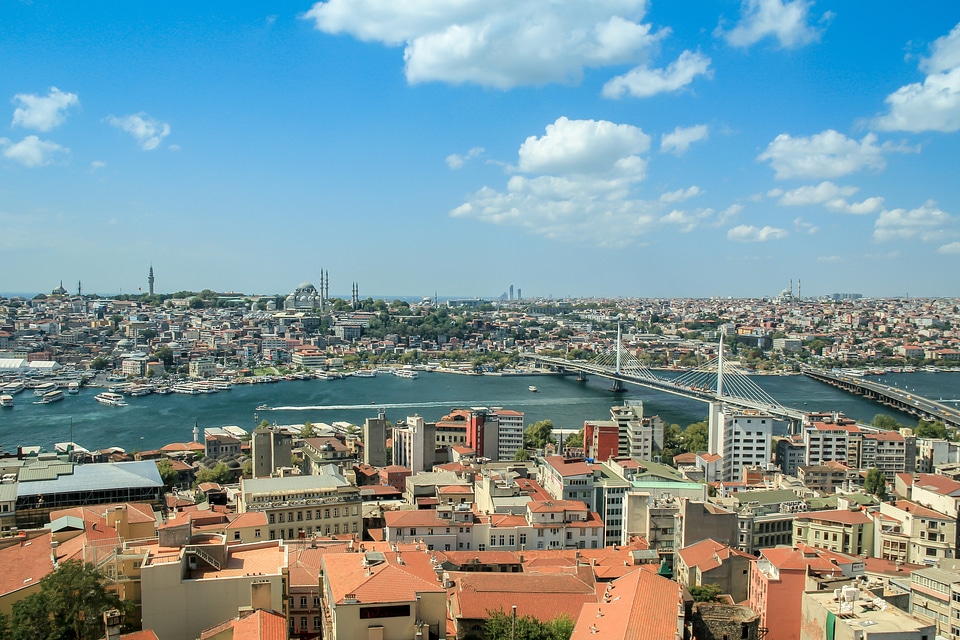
(17, 461, 162, 497)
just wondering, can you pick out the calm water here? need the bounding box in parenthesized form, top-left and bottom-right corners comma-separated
(1, 371, 958, 453)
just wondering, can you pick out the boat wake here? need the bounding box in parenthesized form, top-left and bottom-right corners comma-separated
(269, 397, 607, 411)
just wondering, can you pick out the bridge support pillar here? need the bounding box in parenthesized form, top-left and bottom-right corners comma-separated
(576, 371, 587, 383)
(609, 379, 626, 393)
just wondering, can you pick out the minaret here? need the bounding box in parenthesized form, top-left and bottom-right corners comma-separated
(324, 270, 330, 301)
(148, 265, 155, 296)
(77, 281, 82, 297)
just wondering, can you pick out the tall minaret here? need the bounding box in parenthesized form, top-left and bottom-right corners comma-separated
(324, 270, 329, 300)
(77, 281, 82, 297)
(148, 264, 155, 296)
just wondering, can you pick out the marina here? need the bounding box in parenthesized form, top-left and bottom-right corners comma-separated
(0, 368, 957, 455)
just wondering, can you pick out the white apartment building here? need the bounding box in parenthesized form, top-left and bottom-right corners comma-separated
(803, 419, 913, 474)
(707, 403, 774, 482)
(392, 414, 432, 474)
(493, 409, 524, 461)
(610, 401, 664, 461)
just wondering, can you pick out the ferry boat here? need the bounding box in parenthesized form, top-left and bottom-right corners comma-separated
(39, 389, 65, 403)
(0, 395, 13, 408)
(214, 382, 233, 391)
(353, 370, 376, 378)
(33, 382, 58, 396)
(172, 384, 201, 395)
(67, 381, 80, 394)
(394, 369, 419, 379)
(95, 392, 128, 406)
(128, 386, 154, 397)
(528, 385, 538, 393)
(2, 380, 26, 394)
(154, 386, 172, 395)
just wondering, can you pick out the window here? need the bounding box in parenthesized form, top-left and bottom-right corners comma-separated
(520, 534, 527, 546)
(297, 511, 303, 521)
(279, 513, 285, 523)
(255, 529, 261, 538)
(269, 514, 276, 524)
(300, 597, 307, 608)
(314, 617, 321, 629)
(300, 616, 307, 630)
(234, 531, 241, 541)
(410, 528, 417, 536)
(333, 508, 339, 518)
(288, 528, 294, 539)
(324, 508, 330, 518)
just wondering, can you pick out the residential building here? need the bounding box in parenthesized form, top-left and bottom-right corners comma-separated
(569, 568, 684, 640)
(675, 538, 754, 602)
(776, 435, 806, 477)
(908, 559, 960, 640)
(793, 507, 873, 556)
(392, 415, 435, 474)
(362, 413, 389, 467)
(708, 404, 774, 482)
(237, 471, 362, 541)
(801, 587, 934, 640)
(749, 547, 837, 640)
(873, 500, 958, 565)
(251, 425, 292, 479)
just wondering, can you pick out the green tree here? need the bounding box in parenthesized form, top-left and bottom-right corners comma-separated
(156, 458, 179, 490)
(301, 421, 316, 438)
(139, 328, 158, 341)
(915, 420, 949, 440)
(524, 420, 557, 449)
(513, 448, 531, 462)
(689, 583, 723, 602)
(188, 296, 205, 309)
(683, 421, 709, 454)
(483, 608, 574, 640)
(153, 346, 174, 368)
(864, 468, 887, 500)
(871, 414, 903, 431)
(563, 428, 584, 450)
(9, 560, 126, 640)
(91, 356, 110, 371)
(195, 462, 232, 486)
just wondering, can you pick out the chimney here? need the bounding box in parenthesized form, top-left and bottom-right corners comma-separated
(103, 609, 123, 640)
(250, 580, 272, 611)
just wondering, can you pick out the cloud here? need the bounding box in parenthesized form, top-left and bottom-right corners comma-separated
(719, 0, 827, 49)
(602, 50, 712, 99)
(90, 160, 107, 172)
(0, 135, 68, 167)
(939, 242, 960, 254)
(660, 208, 714, 232)
(107, 113, 171, 150)
(716, 204, 743, 226)
(758, 130, 886, 179)
(772, 181, 885, 215)
(660, 124, 709, 156)
(450, 116, 669, 246)
(873, 201, 951, 242)
(659, 186, 703, 203)
(874, 22, 960, 133)
(11, 87, 79, 132)
(516, 116, 650, 177)
(446, 146, 485, 169)
(793, 217, 818, 234)
(817, 255, 840, 262)
(304, 0, 667, 89)
(727, 224, 787, 242)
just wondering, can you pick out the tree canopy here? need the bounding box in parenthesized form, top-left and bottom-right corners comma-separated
(2, 561, 127, 640)
(482, 609, 574, 640)
(864, 468, 887, 500)
(524, 420, 557, 450)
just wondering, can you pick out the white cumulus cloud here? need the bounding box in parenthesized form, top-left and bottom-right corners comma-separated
(446, 147, 485, 169)
(776, 181, 858, 206)
(875, 22, 960, 133)
(517, 117, 650, 178)
(107, 113, 171, 150)
(825, 196, 885, 215)
(794, 217, 818, 234)
(304, 0, 666, 89)
(758, 130, 886, 179)
(659, 186, 703, 203)
(602, 50, 712, 99)
(874, 202, 951, 242)
(0, 135, 68, 167)
(939, 242, 960, 254)
(719, 0, 827, 49)
(660, 124, 709, 156)
(11, 87, 79, 132)
(727, 224, 787, 242)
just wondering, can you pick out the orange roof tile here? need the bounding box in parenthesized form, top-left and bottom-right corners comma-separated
(0, 533, 56, 598)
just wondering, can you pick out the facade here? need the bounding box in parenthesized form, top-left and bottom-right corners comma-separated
(801, 588, 934, 640)
(392, 415, 435, 474)
(610, 401, 664, 461)
(237, 472, 362, 541)
(362, 414, 389, 467)
(749, 547, 836, 640)
(251, 426, 292, 479)
(909, 560, 960, 640)
(793, 509, 873, 556)
(675, 538, 754, 602)
(776, 435, 806, 477)
(803, 418, 914, 474)
(873, 500, 958, 565)
(708, 404, 774, 483)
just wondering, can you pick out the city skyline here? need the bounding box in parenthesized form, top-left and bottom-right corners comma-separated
(3, 2, 960, 299)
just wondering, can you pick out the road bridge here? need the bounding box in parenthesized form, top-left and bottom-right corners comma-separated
(801, 368, 960, 429)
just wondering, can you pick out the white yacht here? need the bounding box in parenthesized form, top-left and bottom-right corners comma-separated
(0, 395, 13, 408)
(39, 389, 65, 403)
(33, 382, 58, 396)
(95, 392, 128, 406)
(68, 381, 80, 394)
(2, 380, 26, 394)
(394, 369, 419, 379)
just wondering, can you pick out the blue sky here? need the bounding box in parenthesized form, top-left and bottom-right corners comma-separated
(3, 1, 960, 299)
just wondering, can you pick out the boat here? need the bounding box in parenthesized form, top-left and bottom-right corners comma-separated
(214, 382, 233, 391)
(33, 382, 58, 396)
(256, 403, 268, 410)
(394, 369, 419, 379)
(39, 389, 65, 403)
(155, 386, 172, 395)
(95, 392, 128, 406)
(2, 380, 26, 394)
(67, 381, 80, 394)
(128, 386, 153, 397)
(172, 384, 200, 395)
(353, 370, 376, 378)
(0, 395, 13, 408)
(528, 385, 538, 393)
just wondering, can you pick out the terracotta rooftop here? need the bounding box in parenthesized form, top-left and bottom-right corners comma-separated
(795, 508, 871, 525)
(570, 569, 683, 640)
(322, 552, 444, 605)
(0, 533, 56, 598)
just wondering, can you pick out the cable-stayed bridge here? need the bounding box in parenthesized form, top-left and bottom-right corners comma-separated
(522, 333, 807, 423)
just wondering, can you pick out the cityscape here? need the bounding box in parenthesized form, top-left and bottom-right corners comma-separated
(4, 2, 960, 640)
(1, 274, 960, 639)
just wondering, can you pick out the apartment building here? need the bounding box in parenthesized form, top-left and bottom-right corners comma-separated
(793, 508, 873, 556)
(237, 472, 362, 541)
(873, 500, 958, 565)
(909, 560, 960, 640)
(708, 404, 774, 482)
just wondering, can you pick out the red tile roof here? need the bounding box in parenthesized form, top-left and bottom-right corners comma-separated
(0, 533, 55, 598)
(795, 509, 871, 525)
(451, 570, 597, 622)
(570, 569, 682, 640)
(322, 553, 445, 605)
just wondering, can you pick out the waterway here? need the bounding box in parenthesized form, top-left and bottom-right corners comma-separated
(1, 371, 958, 454)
